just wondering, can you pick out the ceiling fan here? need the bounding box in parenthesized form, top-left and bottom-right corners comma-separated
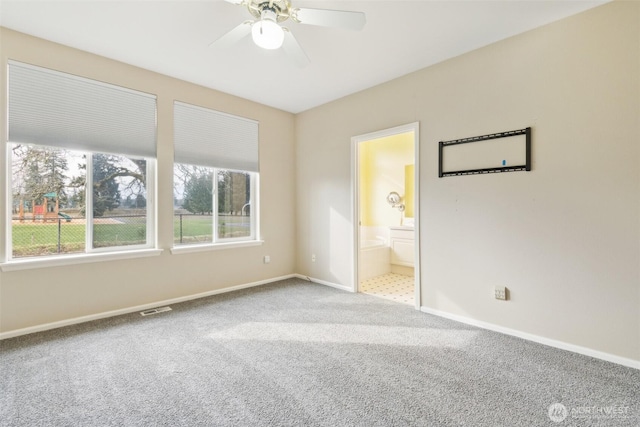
(210, 0, 366, 67)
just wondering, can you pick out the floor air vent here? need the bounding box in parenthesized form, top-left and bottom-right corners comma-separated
(140, 306, 172, 316)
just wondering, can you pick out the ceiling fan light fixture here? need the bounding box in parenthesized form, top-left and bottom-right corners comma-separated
(251, 9, 284, 50)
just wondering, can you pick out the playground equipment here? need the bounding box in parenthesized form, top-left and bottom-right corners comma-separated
(18, 192, 63, 223)
(58, 212, 72, 222)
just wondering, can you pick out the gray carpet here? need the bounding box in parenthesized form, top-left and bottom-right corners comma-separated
(1, 278, 638, 426)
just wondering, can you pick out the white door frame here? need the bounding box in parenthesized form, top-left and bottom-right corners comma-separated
(351, 122, 421, 310)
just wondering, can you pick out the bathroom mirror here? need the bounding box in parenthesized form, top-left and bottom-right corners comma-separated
(386, 192, 405, 211)
(386, 192, 401, 205)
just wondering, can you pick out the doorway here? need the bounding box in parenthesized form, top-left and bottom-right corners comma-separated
(351, 123, 420, 309)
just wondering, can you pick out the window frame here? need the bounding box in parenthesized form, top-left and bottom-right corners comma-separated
(172, 162, 260, 250)
(86, 151, 156, 254)
(3, 143, 158, 267)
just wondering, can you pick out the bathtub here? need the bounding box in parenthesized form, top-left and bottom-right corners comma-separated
(361, 239, 386, 249)
(359, 238, 391, 281)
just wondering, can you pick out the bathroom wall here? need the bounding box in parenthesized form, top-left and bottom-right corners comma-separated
(404, 165, 415, 218)
(359, 132, 414, 230)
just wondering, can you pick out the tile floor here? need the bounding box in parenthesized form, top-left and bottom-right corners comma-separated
(359, 273, 414, 305)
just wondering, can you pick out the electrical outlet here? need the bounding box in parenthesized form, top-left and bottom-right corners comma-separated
(263, 255, 270, 264)
(494, 286, 507, 300)
(311, 254, 316, 262)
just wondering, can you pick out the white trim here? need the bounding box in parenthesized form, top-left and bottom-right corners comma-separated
(212, 171, 219, 242)
(85, 152, 94, 250)
(420, 306, 640, 370)
(252, 173, 260, 241)
(146, 157, 157, 248)
(170, 240, 264, 255)
(351, 122, 421, 310)
(412, 124, 421, 309)
(0, 248, 163, 272)
(0, 274, 297, 340)
(350, 135, 358, 293)
(4, 143, 13, 263)
(294, 274, 354, 293)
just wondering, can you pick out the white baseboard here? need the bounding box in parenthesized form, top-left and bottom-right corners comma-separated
(0, 274, 297, 340)
(420, 306, 640, 370)
(294, 274, 354, 293)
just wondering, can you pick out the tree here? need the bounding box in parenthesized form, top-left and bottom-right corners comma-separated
(217, 170, 250, 215)
(230, 171, 250, 215)
(134, 194, 146, 209)
(11, 145, 147, 217)
(92, 154, 123, 216)
(69, 157, 88, 214)
(217, 170, 230, 214)
(183, 171, 213, 214)
(122, 195, 133, 208)
(13, 145, 69, 206)
(68, 154, 146, 217)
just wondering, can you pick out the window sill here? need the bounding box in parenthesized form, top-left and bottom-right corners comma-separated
(0, 249, 164, 272)
(170, 240, 264, 255)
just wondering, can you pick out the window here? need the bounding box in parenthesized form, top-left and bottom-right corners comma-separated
(9, 145, 152, 258)
(173, 165, 255, 244)
(90, 153, 150, 250)
(6, 61, 156, 261)
(173, 102, 259, 246)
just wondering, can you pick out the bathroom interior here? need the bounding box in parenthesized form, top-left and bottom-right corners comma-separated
(358, 131, 415, 305)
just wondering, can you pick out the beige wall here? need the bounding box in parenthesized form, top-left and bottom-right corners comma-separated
(0, 28, 297, 332)
(296, 1, 639, 361)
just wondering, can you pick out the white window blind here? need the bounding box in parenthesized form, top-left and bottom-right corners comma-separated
(8, 61, 157, 158)
(174, 101, 259, 172)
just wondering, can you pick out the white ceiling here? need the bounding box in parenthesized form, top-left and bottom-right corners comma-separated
(0, 0, 608, 113)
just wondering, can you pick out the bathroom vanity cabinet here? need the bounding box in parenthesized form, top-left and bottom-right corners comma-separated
(390, 226, 414, 267)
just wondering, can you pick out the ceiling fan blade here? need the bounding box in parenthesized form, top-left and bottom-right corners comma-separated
(293, 8, 366, 30)
(209, 21, 252, 49)
(224, 0, 244, 5)
(282, 29, 310, 68)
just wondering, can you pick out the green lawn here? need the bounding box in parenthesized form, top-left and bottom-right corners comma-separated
(174, 214, 251, 243)
(12, 222, 86, 257)
(12, 221, 145, 257)
(93, 223, 146, 247)
(174, 214, 213, 244)
(11, 214, 251, 257)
